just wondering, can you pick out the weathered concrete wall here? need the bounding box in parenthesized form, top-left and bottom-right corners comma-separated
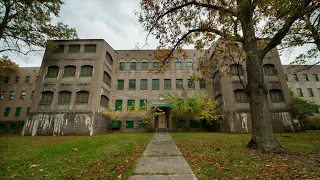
(22, 112, 109, 136)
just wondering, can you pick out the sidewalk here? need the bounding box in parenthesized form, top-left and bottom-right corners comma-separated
(130, 132, 197, 180)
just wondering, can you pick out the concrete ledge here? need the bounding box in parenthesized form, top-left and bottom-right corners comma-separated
(130, 174, 197, 180)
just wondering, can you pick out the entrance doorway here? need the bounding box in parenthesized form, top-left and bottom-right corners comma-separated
(158, 114, 166, 129)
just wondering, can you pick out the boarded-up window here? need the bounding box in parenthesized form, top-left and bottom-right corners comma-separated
(127, 100, 135, 111)
(269, 89, 284, 102)
(68, 45, 80, 53)
(40, 91, 54, 104)
(63, 66, 76, 77)
(126, 121, 134, 128)
(140, 79, 148, 90)
(58, 91, 71, 103)
(84, 44, 96, 53)
(80, 65, 93, 76)
(263, 64, 277, 76)
(100, 95, 109, 108)
(76, 91, 89, 103)
(230, 64, 244, 76)
(103, 71, 111, 86)
(46, 66, 59, 78)
(234, 89, 248, 103)
(140, 100, 147, 110)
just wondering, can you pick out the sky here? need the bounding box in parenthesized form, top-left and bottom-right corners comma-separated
(7, 0, 311, 67)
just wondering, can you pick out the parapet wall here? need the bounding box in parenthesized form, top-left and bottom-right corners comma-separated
(22, 112, 109, 136)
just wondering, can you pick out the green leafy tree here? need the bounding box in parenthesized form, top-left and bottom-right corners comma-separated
(0, 0, 78, 55)
(0, 55, 18, 87)
(138, 0, 319, 152)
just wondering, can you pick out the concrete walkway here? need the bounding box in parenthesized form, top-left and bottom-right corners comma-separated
(130, 132, 197, 180)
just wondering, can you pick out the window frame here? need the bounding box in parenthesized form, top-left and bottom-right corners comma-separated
(269, 89, 284, 103)
(129, 79, 136, 90)
(141, 62, 148, 71)
(63, 65, 76, 77)
(297, 88, 303, 97)
(307, 88, 314, 97)
(40, 91, 54, 104)
(152, 79, 160, 90)
(117, 80, 124, 90)
(230, 64, 244, 76)
(187, 79, 195, 89)
(46, 66, 59, 78)
(175, 61, 182, 70)
(164, 79, 171, 90)
(84, 44, 96, 53)
(100, 95, 109, 108)
(234, 89, 248, 103)
(176, 79, 183, 89)
(24, 76, 30, 83)
(75, 91, 89, 103)
(140, 79, 148, 90)
(263, 64, 277, 76)
(68, 44, 80, 53)
(80, 65, 93, 77)
(20, 91, 26, 100)
(119, 62, 125, 71)
(58, 91, 72, 104)
(187, 60, 193, 70)
(302, 74, 309, 81)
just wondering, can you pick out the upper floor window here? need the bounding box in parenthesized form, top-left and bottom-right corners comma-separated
(0, 91, 4, 100)
(293, 74, 299, 81)
(119, 62, 125, 71)
(187, 60, 193, 70)
(141, 61, 148, 71)
(130, 61, 137, 71)
(129, 79, 136, 90)
(188, 79, 195, 89)
(117, 80, 124, 90)
(84, 44, 96, 53)
(297, 88, 303, 97)
(53, 45, 64, 53)
(4, 76, 9, 84)
(153, 61, 159, 69)
(164, 79, 171, 90)
(9, 91, 15, 100)
(40, 91, 54, 104)
(269, 89, 284, 102)
(68, 44, 80, 53)
(24, 76, 30, 84)
(152, 79, 160, 90)
(76, 91, 89, 103)
(263, 64, 277, 76)
(313, 74, 319, 81)
(63, 65, 76, 77)
(80, 65, 93, 77)
(230, 64, 244, 76)
(14, 76, 20, 84)
(106, 52, 113, 66)
(100, 95, 109, 108)
(302, 74, 309, 81)
(103, 72, 111, 86)
(234, 89, 248, 103)
(175, 61, 182, 70)
(58, 91, 71, 104)
(307, 88, 314, 97)
(176, 79, 183, 89)
(46, 66, 59, 78)
(140, 79, 148, 90)
(20, 91, 26, 100)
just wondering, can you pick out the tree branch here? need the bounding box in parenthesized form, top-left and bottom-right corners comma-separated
(0, 48, 43, 55)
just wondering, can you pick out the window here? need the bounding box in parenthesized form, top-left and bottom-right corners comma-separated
(141, 62, 148, 71)
(68, 44, 80, 53)
(285, 74, 288, 81)
(126, 121, 134, 128)
(130, 62, 137, 70)
(63, 66, 76, 77)
(152, 79, 159, 90)
(188, 79, 195, 89)
(127, 100, 135, 111)
(106, 52, 113, 66)
(4, 76, 9, 84)
(117, 80, 124, 90)
(314, 107, 319, 114)
(187, 61, 193, 70)
(84, 44, 96, 53)
(234, 89, 248, 103)
(302, 74, 309, 81)
(230, 64, 244, 76)
(139, 120, 147, 128)
(40, 91, 54, 104)
(24, 76, 30, 83)
(46, 66, 59, 78)
(269, 89, 284, 102)
(119, 62, 125, 71)
(140, 79, 148, 90)
(213, 72, 220, 84)
(153, 61, 159, 68)
(4, 107, 10, 117)
(175, 61, 182, 70)
(129, 79, 136, 90)
(293, 74, 299, 81)
(1, 91, 4, 100)
(164, 79, 171, 90)
(9, 91, 15, 100)
(20, 91, 26, 100)
(313, 74, 319, 81)
(53, 45, 64, 53)
(15, 107, 21, 117)
(190, 120, 199, 128)
(297, 88, 303, 97)
(11, 124, 17, 131)
(200, 81, 206, 89)
(177, 120, 186, 128)
(27, 107, 30, 114)
(14, 76, 20, 84)
(140, 100, 147, 110)
(76, 91, 89, 103)
(165, 62, 170, 70)
(103, 72, 111, 86)
(100, 95, 109, 108)
(80, 65, 93, 76)
(58, 91, 71, 104)
(30, 91, 34, 99)
(307, 88, 314, 97)
(176, 79, 183, 89)
(115, 100, 123, 111)
(263, 64, 277, 76)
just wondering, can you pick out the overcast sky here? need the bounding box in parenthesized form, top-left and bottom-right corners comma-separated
(9, 0, 309, 67)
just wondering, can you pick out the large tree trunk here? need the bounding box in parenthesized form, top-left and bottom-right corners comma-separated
(244, 45, 284, 153)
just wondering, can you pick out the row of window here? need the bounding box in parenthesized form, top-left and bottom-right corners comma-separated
(296, 88, 320, 97)
(118, 60, 194, 71)
(115, 99, 147, 111)
(3, 107, 29, 117)
(229, 64, 278, 76)
(285, 73, 319, 82)
(54, 44, 97, 53)
(121, 120, 208, 129)
(232, 89, 284, 103)
(0, 91, 33, 100)
(117, 79, 206, 90)
(3, 75, 36, 84)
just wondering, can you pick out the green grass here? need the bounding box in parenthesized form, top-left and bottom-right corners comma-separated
(170, 131, 320, 180)
(0, 133, 154, 180)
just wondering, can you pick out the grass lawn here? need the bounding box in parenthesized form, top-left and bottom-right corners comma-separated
(0, 133, 153, 180)
(171, 131, 320, 180)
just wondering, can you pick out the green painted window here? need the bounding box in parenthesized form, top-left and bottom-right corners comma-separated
(127, 100, 135, 111)
(200, 81, 206, 89)
(297, 88, 303, 97)
(9, 91, 15, 100)
(188, 79, 195, 89)
(112, 121, 121, 128)
(15, 107, 21, 117)
(80, 65, 93, 76)
(115, 100, 123, 111)
(129, 79, 136, 90)
(24, 76, 30, 83)
(307, 88, 314, 97)
(152, 79, 159, 90)
(139, 120, 146, 128)
(140, 79, 148, 90)
(177, 120, 185, 128)
(313, 74, 319, 81)
(4, 76, 9, 84)
(126, 121, 134, 128)
(4, 107, 10, 117)
(190, 120, 199, 128)
(10, 124, 17, 131)
(130, 62, 137, 70)
(140, 100, 147, 110)
(14, 76, 20, 84)
(141, 62, 148, 71)
(84, 44, 96, 52)
(314, 107, 319, 114)
(20, 91, 26, 100)
(119, 62, 125, 71)
(302, 74, 309, 81)
(176, 79, 183, 89)
(164, 79, 171, 90)
(117, 80, 124, 90)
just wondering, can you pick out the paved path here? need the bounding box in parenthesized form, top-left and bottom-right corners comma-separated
(130, 132, 197, 180)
